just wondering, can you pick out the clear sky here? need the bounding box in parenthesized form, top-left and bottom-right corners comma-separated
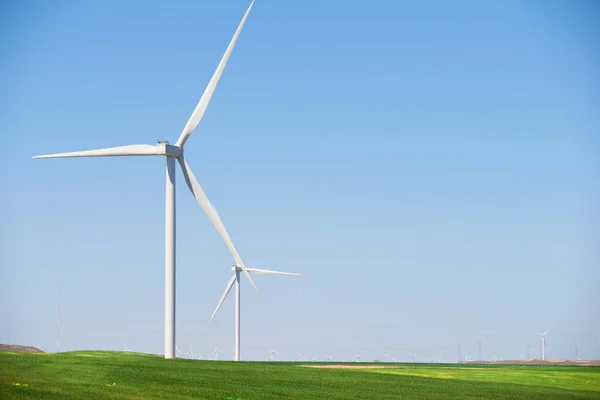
(1, 0, 598, 362)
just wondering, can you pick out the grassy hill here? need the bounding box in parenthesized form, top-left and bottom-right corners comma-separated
(1, 351, 599, 399)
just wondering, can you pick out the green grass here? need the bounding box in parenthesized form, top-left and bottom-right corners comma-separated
(358, 366, 600, 392)
(1, 351, 599, 399)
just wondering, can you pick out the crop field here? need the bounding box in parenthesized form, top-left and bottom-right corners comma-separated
(1, 351, 599, 399)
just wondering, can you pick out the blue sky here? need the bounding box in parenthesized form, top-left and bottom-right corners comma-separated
(1, 0, 598, 362)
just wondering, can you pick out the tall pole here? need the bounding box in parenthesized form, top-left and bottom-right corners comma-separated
(57, 299, 60, 353)
(478, 340, 482, 361)
(458, 342, 461, 363)
(234, 268, 241, 361)
(165, 157, 176, 359)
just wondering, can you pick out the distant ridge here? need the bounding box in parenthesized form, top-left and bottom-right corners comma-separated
(0, 344, 44, 353)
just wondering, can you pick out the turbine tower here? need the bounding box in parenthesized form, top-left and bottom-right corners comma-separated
(535, 329, 550, 360)
(32, 1, 259, 359)
(208, 264, 303, 361)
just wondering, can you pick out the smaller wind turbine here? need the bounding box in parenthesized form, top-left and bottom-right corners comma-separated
(268, 348, 279, 362)
(327, 355, 332, 362)
(208, 264, 303, 361)
(438, 351, 445, 363)
(411, 352, 417, 363)
(352, 354, 361, 362)
(212, 346, 223, 361)
(185, 345, 196, 359)
(535, 329, 550, 360)
(383, 353, 391, 362)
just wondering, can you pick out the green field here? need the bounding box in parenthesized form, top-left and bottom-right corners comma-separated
(1, 351, 599, 399)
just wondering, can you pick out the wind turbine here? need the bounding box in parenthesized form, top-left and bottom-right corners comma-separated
(536, 329, 550, 360)
(211, 346, 223, 361)
(208, 264, 303, 361)
(185, 345, 196, 359)
(31, 1, 259, 359)
(268, 348, 279, 362)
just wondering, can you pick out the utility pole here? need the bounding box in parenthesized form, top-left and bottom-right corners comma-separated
(57, 299, 60, 353)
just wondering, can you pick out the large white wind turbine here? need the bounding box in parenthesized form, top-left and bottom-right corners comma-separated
(208, 264, 303, 361)
(535, 329, 550, 360)
(32, 1, 259, 359)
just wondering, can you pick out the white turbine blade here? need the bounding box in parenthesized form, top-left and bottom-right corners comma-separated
(32, 144, 159, 159)
(175, 1, 254, 148)
(178, 156, 259, 294)
(247, 268, 304, 277)
(543, 329, 551, 336)
(208, 274, 236, 325)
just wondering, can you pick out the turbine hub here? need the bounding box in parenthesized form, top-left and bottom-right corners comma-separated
(156, 142, 182, 157)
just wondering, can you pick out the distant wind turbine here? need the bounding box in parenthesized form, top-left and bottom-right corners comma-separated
(185, 345, 196, 359)
(208, 264, 303, 361)
(269, 348, 279, 362)
(212, 347, 223, 361)
(535, 329, 550, 360)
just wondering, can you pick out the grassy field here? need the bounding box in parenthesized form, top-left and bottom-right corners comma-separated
(1, 351, 599, 399)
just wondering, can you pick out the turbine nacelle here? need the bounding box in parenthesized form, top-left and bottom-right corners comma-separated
(159, 143, 183, 158)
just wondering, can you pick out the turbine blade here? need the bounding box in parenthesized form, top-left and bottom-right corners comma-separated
(543, 329, 551, 336)
(247, 268, 304, 277)
(175, 1, 254, 148)
(208, 274, 236, 324)
(178, 156, 259, 294)
(32, 144, 159, 159)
